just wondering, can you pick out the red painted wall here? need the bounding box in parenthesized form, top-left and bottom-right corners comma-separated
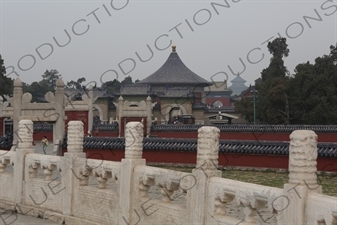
(32, 130, 119, 140)
(33, 132, 53, 143)
(62, 148, 337, 172)
(31, 111, 89, 141)
(206, 97, 231, 107)
(65, 111, 88, 134)
(194, 92, 202, 104)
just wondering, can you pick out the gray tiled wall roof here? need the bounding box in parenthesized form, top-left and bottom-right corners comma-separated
(75, 137, 337, 158)
(151, 124, 337, 133)
(32, 124, 337, 133)
(0, 136, 11, 149)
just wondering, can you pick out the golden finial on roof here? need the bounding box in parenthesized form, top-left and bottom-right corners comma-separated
(172, 45, 176, 52)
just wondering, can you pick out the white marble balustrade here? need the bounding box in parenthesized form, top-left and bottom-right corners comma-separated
(306, 193, 337, 225)
(0, 120, 336, 225)
(207, 177, 284, 225)
(0, 150, 16, 207)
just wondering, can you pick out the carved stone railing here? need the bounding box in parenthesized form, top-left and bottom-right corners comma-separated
(79, 158, 121, 189)
(306, 193, 337, 224)
(68, 157, 121, 224)
(0, 150, 16, 207)
(23, 154, 63, 214)
(26, 154, 61, 181)
(0, 150, 16, 174)
(135, 165, 192, 203)
(132, 165, 193, 224)
(207, 177, 284, 224)
(1, 119, 337, 225)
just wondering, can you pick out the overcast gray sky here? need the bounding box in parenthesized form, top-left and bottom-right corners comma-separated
(1, 0, 336, 88)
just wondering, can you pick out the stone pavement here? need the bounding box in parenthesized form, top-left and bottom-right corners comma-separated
(33, 142, 54, 155)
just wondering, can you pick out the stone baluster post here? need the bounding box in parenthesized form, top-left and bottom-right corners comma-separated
(118, 96, 124, 137)
(118, 122, 146, 225)
(14, 120, 35, 204)
(87, 86, 94, 135)
(0, 96, 3, 116)
(54, 78, 65, 156)
(282, 130, 321, 225)
(189, 126, 222, 225)
(146, 96, 152, 137)
(61, 121, 86, 216)
(12, 78, 23, 144)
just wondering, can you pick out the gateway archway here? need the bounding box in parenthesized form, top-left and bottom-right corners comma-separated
(0, 78, 66, 155)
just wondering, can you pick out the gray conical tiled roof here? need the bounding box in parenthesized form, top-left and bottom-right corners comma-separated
(230, 75, 247, 84)
(139, 46, 212, 86)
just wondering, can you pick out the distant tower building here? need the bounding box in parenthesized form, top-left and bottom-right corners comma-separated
(228, 75, 248, 96)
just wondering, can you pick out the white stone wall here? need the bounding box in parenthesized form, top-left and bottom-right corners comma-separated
(0, 121, 336, 225)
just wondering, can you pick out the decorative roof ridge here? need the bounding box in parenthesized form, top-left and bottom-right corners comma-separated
(166, 86, 190, 89)
(122, 83, 149, 87)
